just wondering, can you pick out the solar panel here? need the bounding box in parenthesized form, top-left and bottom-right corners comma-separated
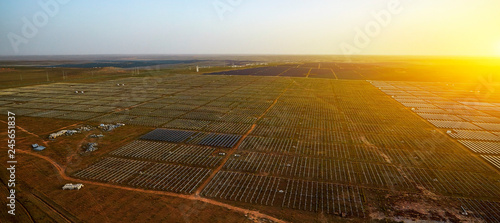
(198, 133, 242, 148)
(427, 120, 482, 130)
(140, 129, 196, 143)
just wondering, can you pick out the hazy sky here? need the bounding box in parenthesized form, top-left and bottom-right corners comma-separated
(1, 0, 500, 56)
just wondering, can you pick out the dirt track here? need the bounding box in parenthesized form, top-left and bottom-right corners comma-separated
(17, 150, 287, 223)
(4, 117, 287, 222)
(0, 119, 50, 147)
(194, 82, 292, 196)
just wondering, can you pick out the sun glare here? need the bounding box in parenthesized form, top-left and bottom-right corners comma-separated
(496, 41, 500, 56)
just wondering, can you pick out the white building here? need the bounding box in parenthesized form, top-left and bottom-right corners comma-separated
(62, 183, 84, 190)
(49, 130, 68, 139)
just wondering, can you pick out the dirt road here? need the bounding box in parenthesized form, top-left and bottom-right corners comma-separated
(17, 150, 287, 223)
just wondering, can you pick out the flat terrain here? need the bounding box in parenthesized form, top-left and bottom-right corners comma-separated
(1, 57, 500, 222)
(207, 58, 500, 82)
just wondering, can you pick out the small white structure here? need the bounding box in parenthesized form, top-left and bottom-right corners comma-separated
(62, 183, 84, 190)
(85, 143, 98, 152)
(90, 134, 104, 138)
(66, 130, 78, 135)
(99, 123, 125, 132)
(461, 206, 468, 216)
(31, 144, 46, 151)
(49, 130, 68, 139)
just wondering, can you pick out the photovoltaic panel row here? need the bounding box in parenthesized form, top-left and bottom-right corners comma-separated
(460, 115, 500, 123)
(448, 130, 500, 141)
(198, 133, 242, 148)
(308, 69, 336, 79)
(481, 155, 500, 169)
(458, 140, 500, 155)
(334, 70, 363, 79)
(427, 120, 482, 130)
(140, 128, 196, 143)
(279, 68, 310, 77)
(474, 123, 500, 131)
(457, 198, 500, 223)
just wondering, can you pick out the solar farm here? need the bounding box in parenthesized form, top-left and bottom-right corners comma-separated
(208, 62, 416, 80)
(372, 81, 500, 169)
(208, 63, 352, 79)
(2, 63, 500, 222)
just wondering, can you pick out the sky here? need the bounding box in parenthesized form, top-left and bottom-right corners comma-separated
(1, 0, 500, 56)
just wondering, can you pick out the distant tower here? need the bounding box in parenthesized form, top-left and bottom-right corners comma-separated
(196, 66, 199, 72)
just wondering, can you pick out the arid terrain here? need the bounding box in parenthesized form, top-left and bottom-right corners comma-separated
(1, 56, 500, 222)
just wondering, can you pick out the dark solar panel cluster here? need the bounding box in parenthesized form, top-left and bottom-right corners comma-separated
(207, 67, 289, 76)
(140, 129, 196, 143)
(280, 67, 309, 77)
(198, 133, 242, 148)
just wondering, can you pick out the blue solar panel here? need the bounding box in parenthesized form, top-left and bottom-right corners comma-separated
(140, 129, 196, 143)
(198, 133, 242, 148)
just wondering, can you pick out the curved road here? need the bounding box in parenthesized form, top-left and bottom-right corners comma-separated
(3, 111, 288, 222)
(17, 150, 287, 223)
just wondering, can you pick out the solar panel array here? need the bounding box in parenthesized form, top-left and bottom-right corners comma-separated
(197, 133, 242, 148)
(6, 74, 500, 220)
(372, 80, 500, 180)
(457, 198, 500, 222)
(140, 129, 196, 143)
